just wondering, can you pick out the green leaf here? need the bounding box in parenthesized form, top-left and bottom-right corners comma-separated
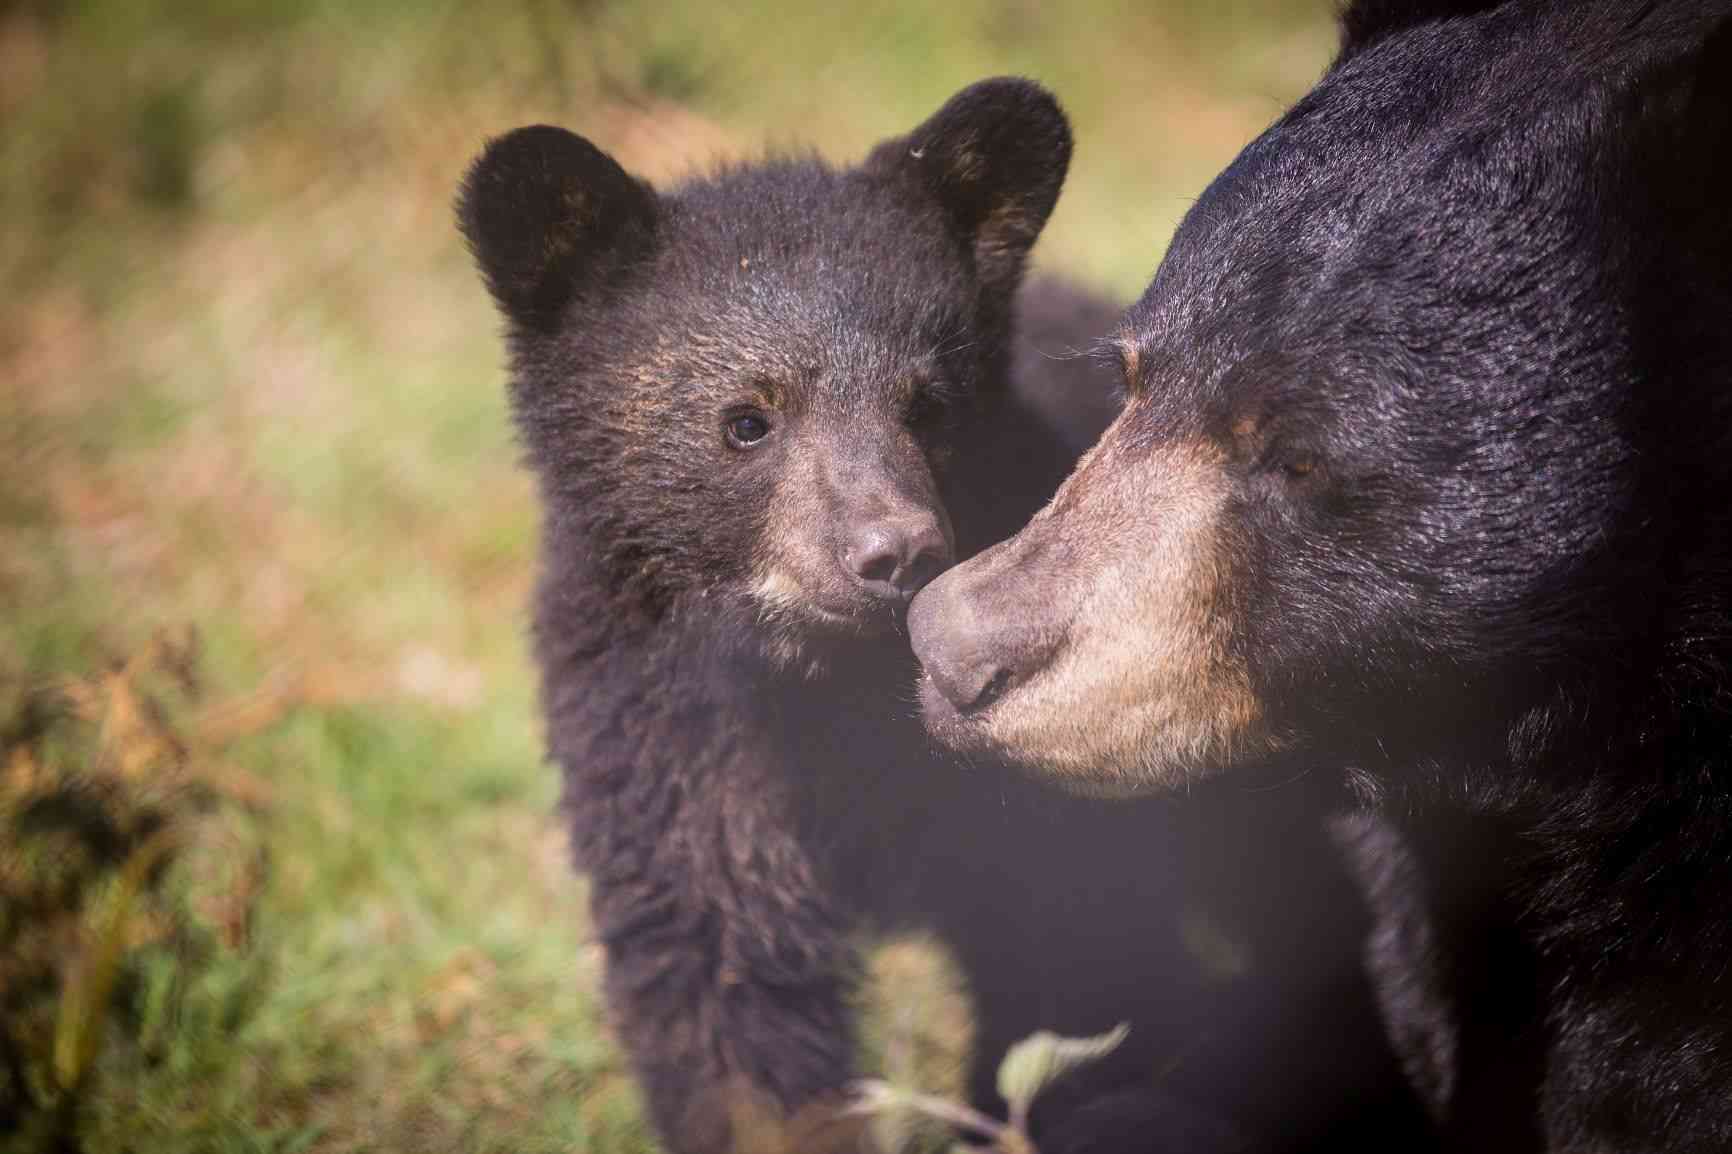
(54, 827, 177, 1092)
(995, 1023, 1131, 1127)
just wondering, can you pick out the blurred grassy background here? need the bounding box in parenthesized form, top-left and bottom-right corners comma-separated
(0, 1, 1336, 1150)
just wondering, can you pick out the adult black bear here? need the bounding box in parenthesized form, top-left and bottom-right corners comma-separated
(910, 3, 1732, 1150)
(458, 80, 1418, 1153)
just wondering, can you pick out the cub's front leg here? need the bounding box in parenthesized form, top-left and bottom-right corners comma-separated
(571, 741, 865, 1154)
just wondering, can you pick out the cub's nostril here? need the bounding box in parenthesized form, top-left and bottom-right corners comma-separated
(899, 544, 948, 595)
(845, 519, 952, 599)
(900, 526, 953, 595)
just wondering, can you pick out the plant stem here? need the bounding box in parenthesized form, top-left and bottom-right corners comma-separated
(849, 1079, 1015, 1142)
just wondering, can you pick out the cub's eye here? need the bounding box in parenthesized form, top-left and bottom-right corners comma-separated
(725, 412, 771, 449)
(1283, 452, 1318, 479)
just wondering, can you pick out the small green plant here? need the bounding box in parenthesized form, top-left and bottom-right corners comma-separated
(851, 1022, 1131, 1154)
(0, 629, 275, 1149)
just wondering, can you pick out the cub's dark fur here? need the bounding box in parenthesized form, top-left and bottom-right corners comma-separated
(459, 80, 1416, 1154)
(908, 4, 1732, 1150)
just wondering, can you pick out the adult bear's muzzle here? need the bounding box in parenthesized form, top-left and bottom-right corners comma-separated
(908, 421, 1273, 794)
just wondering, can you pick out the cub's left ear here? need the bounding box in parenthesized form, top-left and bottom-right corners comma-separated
(867, 77, 1072, 296)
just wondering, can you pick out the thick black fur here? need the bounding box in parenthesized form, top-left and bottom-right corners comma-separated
(458, 81, 1424, 1153)
(1111, 1, 1732, 1147)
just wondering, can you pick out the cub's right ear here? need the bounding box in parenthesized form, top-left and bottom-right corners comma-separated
(456, 125, 659, 331)
(865, 78, 1071, 298)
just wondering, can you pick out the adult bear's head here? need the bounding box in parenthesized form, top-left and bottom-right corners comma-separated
(457, 79, 1071, 667)
(910, 0, 1732, 795)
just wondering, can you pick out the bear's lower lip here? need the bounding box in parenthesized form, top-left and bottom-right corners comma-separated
(916, 669, 988, 738)
(805, 603, 862, 627)
(798, 598, 904, 638)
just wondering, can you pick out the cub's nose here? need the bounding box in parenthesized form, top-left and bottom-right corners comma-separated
(842, 515, 952, 601)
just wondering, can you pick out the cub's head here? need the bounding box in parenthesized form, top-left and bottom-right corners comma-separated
(457, 79, 1070, 666)
(910, 2, 1732, 794)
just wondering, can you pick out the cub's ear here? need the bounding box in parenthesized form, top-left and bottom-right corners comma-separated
(456, 125, 659, 331)
(867, 77, 1071, 296)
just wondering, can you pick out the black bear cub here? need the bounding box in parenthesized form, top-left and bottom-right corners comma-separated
(911, 3, 1732, 1150)
(459, 80, 1414, 1154)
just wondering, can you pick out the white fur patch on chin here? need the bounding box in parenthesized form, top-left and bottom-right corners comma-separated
(751, 566, 809, 611)
(750, 569, 813, 671)
(748, 567, 852, 677)
(752, 567, 869, 629)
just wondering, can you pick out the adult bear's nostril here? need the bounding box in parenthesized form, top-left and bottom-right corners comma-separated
(844, 517, 954, 600)
(929, 659, 1013, 715)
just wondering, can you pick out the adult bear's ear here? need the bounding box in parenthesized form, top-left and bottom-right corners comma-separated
(866, 77, 1071, 296)
(1624, 16, 1732, 231)
(456, 125, 659, 332)
(1335, 0, 1501, 64)
(1678, 15, 1732, 133)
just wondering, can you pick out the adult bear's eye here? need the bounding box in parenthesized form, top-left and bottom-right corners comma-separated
(906, 390, 946, 428)
(725, 412, 771, 449)
(1261, 440, 1322, 484)
(902, 374, 958, 430)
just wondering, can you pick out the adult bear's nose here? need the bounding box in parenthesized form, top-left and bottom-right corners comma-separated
(909, 530, 1068, 715)
(842, 515, 952, 601)
(908, 566, 1017, 713)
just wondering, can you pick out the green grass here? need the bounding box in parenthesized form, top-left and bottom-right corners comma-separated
(0, 1, 1336, 1149)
